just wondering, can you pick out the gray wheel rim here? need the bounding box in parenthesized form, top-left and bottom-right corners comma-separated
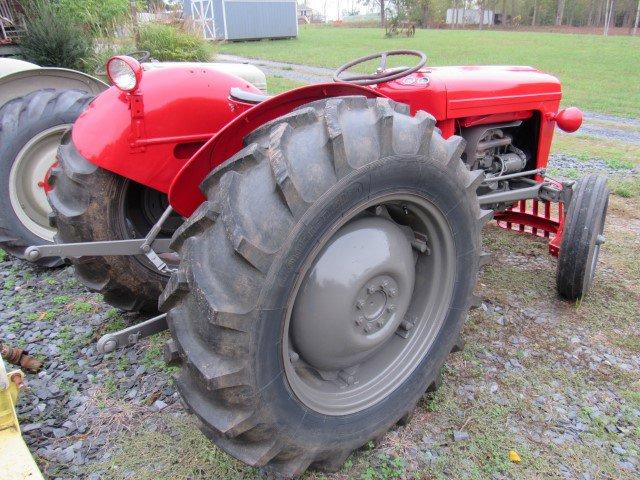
(8, 125, 69, 242)
(283, 193, 456, 416)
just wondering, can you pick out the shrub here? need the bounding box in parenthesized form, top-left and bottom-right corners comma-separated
(138, 23, 214, 62)
(19, 1, 93, 70)
(58, 0, 132, 36)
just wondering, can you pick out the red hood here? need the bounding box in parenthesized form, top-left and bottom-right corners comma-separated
(431, 65, 562, 117)
(379, 65, 562, 120)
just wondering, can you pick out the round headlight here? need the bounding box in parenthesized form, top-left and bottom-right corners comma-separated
(106, 55, 142, 92)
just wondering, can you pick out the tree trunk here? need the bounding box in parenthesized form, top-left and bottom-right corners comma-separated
(502, 0, 507, 26)
(421, 3, 429, 28)
(380, 0, 386, 27)
(604, 0, 616, 35)
(461, 0, 466, 27)
(451, 0, 458, 29)
(479, 0, 484, 29)
(556, 0, 566, 26)
(532, 0, 538, 26)
(634, 0, 640, 34)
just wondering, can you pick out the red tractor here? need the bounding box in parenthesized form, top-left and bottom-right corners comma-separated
(25, 50, 607, 477)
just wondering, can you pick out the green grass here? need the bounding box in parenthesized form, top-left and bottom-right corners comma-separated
(553, 133, 640, 168)
(222, 26, 640, 117)
(266, 75, 306, 95)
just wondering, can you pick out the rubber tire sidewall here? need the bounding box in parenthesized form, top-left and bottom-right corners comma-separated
(0, 116, 73, 265)
(252, 156, 478, 449)
(556, 174, 609, 301)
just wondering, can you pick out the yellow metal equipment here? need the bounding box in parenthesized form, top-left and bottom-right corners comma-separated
(0, 358, 44, 480)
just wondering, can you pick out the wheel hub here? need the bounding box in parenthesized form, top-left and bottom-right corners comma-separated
(354, 275, 398, 334)
(291, 216, 415, 372)
(8, 125, 69, 241)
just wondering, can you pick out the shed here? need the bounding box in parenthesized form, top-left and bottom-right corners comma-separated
(183, 0, 298, 41)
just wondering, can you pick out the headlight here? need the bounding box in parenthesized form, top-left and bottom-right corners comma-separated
(106, 55, 142, 92)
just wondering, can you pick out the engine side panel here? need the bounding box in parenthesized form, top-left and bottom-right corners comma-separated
(70, 67, 262, 193)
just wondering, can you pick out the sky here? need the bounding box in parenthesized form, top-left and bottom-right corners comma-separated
(302, 0, 372, 21)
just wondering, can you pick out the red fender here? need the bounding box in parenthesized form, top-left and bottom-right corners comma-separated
(70, 66, 261, 194)
(168, 83, 386, 217)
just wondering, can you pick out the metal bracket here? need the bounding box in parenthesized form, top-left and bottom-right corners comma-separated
(25, 206, 179, 275)
(25, 238, 172, 261)
(96, 313, 168, 354)
(478, 183, 545, 207)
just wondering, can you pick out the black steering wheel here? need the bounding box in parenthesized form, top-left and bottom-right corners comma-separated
(333, 50, 427, 86)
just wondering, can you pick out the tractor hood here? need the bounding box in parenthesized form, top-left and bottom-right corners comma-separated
(382, 65, 562, 120)
(434, 65, 562, 118)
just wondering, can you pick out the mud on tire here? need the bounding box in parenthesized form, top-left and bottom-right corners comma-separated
(160, 96, 491, 477)
(48, 133, 178, 313)
(0, 89, 93, 267)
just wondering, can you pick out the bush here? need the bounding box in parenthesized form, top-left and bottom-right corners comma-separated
(58, 0, 133, 36)
(138, 23, 214, 62)
(19, 1, 93, 70)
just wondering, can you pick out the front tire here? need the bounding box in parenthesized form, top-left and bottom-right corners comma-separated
(0, 89, 93, 267)
(556, 173, 609, 301)
(48, 133, 181, 312)
(160, 97, 490, 476)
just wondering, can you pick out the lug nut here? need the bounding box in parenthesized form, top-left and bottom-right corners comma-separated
(364, 325, 372, 333)
(386, 305, 396, 312)
(389, 289, 398, 297)
(355, 318, 363, 326)
(289, 351, 300, 363)
(376, 320, 384, 328)
(367, 286, 376, 294)
(400, 320, 414, 331)
(356, 300, 364, 310)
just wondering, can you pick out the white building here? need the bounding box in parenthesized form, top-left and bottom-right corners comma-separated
(446, 8, 495, 26)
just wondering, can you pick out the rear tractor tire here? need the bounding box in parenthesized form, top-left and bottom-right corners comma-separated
(0, 89, 93, 267)
(556, 173, 609, 301)
(47, 133, 182, 313)
(160, 96, 492, 477)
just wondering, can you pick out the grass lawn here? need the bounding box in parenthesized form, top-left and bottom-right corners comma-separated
(224, 26, 640, 118)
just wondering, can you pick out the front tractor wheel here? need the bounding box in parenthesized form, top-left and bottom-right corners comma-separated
(0, 89, 93, 267)
(48, 133, 181, 312)
(556, 173, 609, 301)
(160, 96, 490, 477)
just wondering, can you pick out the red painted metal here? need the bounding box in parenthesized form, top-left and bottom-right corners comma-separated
(65, 61, 576, 253)
(69, 66, 262, 193)
(494, 179, 566, 256)
(169, 83, 385, 216)
(550, 107, 583, 133)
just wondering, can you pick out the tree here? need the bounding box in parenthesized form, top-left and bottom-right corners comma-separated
(361, 0, 387, 26)
(556, 0, 566, 25)
(532, 0, 539, 26)
(634, 0, 640, 34)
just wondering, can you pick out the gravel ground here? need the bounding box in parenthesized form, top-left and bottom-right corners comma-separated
(548, 153, 640, 177)
(2, 193, 638, 480)
(0, 260, 178, 479)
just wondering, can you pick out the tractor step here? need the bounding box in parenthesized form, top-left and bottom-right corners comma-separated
(96, 313, 168, 354)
